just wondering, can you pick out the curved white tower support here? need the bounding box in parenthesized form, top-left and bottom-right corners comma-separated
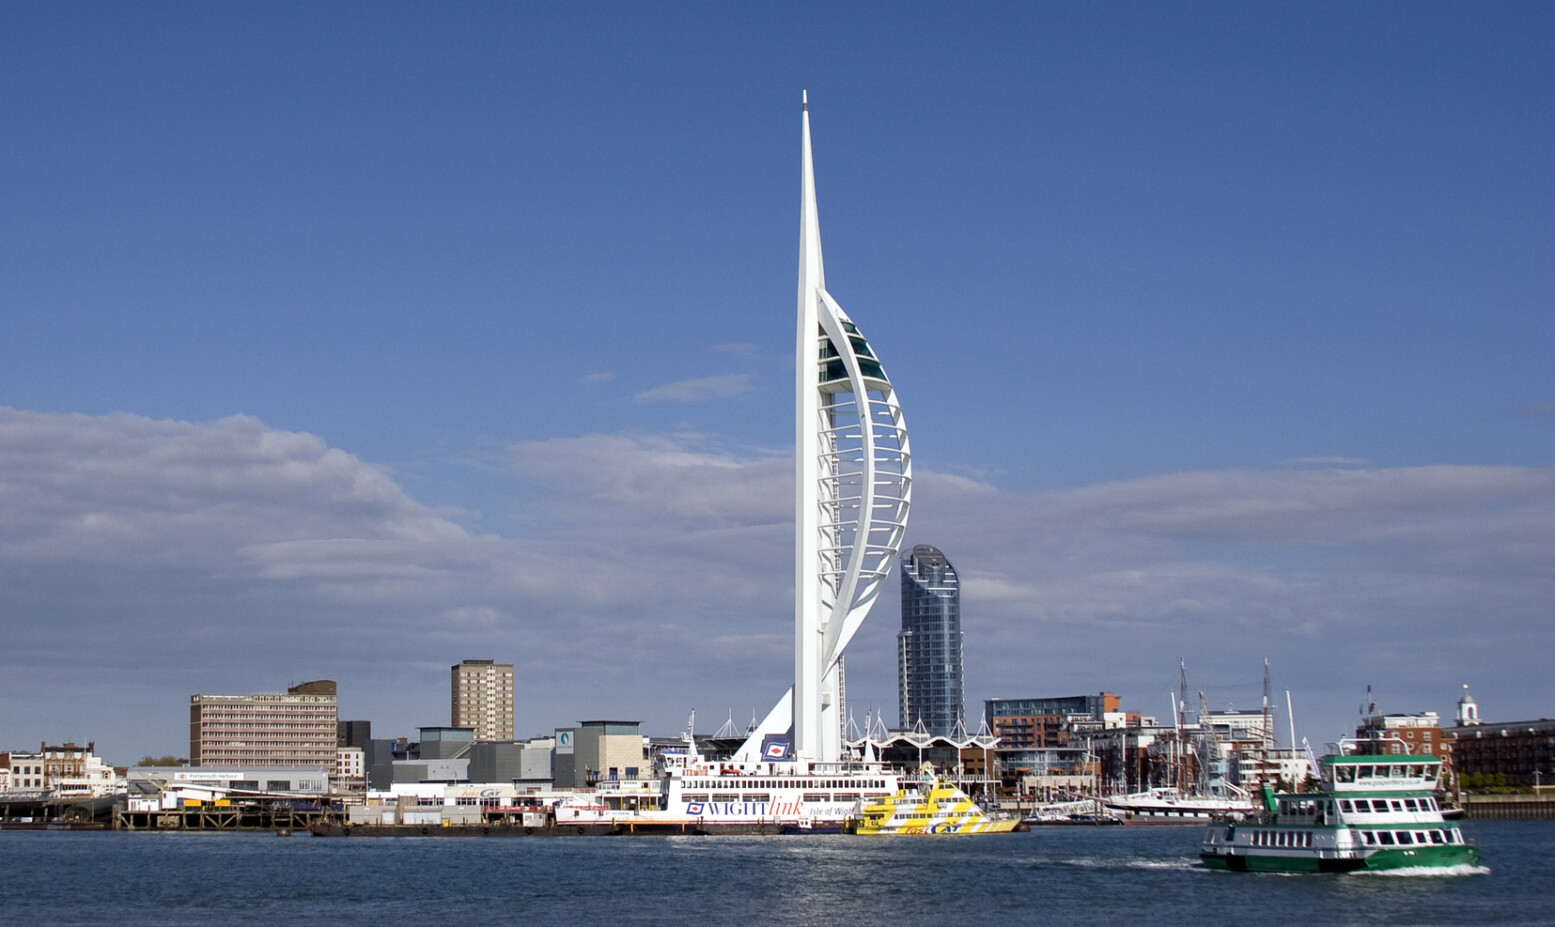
(739, 94, 911, 765)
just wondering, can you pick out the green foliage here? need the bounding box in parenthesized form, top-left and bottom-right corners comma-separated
(136, 755, 184, 767)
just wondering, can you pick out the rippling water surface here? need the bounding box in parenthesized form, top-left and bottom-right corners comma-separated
(3, 821, 1546, 926)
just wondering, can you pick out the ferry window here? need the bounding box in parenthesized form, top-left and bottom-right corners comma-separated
(713, 793, 739, 802)
(1404, 799, 1419, 812)
(1425, 797, 1437, 811)
(1362, 832, 1376, 845)
(1369, 800, 1386, 812)
(743, 793, 770, 803)
(1339, 800, 1353, 813)
(1430, 831, 1444, 844)
(1390, 801, 1404, 812)
(803, 793, 829, 803)
(1396, 831, 1413, 845)
(1377, 832, 1396, 845)
(835, 793, 860, 801)
(684, 793, 708, 802)
(1358, 765, 1374, 779)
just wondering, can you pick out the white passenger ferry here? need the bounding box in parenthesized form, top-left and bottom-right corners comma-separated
(1201, 739, 1479, 873)
(556, 737, 900, 834)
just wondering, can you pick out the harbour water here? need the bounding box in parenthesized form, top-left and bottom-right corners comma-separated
(3, 821, 1548, 926)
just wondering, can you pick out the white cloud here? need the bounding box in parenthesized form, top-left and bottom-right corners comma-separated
(632, 374, 756, 403)
(3, 407, 1552, 761)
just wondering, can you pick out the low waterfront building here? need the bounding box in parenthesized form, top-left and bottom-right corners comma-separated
(1356, 712, 1443, 756)
(3, 742, 118, 798)
(984, 694, 1120, 749)
(1443, 716, 1555, 789)
(126, 766, 330, 810)
(567, 721, 645, 788)
(334, 746, 365, 790)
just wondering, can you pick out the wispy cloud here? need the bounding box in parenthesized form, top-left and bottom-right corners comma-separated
(1288, 456, 1368, 466)
(578, 371, 615, 386)
(633, 374, 756, 403)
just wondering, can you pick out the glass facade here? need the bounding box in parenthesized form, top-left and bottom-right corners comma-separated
(898, 544, 964, 737)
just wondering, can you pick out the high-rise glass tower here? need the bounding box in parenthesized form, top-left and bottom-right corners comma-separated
(898, 545, 964, 736)
(738, 93, 911, 764)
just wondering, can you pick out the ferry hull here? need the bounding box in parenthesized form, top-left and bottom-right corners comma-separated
(1202, 844, 1479, 873)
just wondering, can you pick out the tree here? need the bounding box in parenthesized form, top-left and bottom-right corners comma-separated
(136, 755, 184, 767)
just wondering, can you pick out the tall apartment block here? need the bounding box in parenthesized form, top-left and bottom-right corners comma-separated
(451, 659, 514, 742)
(189, 680, 338, 767)
(898, 544, 964, 737)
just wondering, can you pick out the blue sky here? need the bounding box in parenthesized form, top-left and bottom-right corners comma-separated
(2, 2, 1551, 763)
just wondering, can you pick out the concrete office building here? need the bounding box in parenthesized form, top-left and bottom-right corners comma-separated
(189, 680, 338, 768)
(451, 659, 514, 742)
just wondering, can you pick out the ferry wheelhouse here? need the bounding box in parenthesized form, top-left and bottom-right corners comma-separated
(1201, 740, 1479, 873)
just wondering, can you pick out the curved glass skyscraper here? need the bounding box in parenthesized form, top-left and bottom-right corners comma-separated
(898, 544, 963, 737)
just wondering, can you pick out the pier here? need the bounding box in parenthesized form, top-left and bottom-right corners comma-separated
(1460, 794, 1555, 820)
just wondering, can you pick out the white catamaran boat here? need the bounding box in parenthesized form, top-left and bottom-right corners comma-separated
(1200, 739, 1480, 873)
(1103, 786, 1259, 824)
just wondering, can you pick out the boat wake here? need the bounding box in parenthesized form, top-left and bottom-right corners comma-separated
(1357, 863, 1490, 878)
(1046, 856, 1202, 873)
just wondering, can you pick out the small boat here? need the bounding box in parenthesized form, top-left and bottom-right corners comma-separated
(845, 765, 1020, 835)
(1201, 739, 1480, 873)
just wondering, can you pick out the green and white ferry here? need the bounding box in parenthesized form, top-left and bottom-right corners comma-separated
(1201, 738, 1479, 873)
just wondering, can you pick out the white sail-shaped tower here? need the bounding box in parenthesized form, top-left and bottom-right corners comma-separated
(739, 93, 911, 765)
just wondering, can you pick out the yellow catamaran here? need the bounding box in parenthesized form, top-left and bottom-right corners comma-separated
(846, 765, 1020, 835)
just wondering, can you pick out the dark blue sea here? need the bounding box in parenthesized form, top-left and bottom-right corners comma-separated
(2, 821, 1546, 926)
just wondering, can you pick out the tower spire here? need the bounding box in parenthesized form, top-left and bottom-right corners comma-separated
(738, 95, 911, 765)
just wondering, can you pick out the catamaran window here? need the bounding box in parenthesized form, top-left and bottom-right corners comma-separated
(1404, 799, 1419, 812)
(1390, 800, 1404, 812)
(1430, 830, 1444, 844)
(1378, 832, 1396, 845)
(1362, 831, 1376, 845)
(1371, 800, 1389, 812)
(1396, 831, 1413, 845)
(1339, 800, 1354, 813)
